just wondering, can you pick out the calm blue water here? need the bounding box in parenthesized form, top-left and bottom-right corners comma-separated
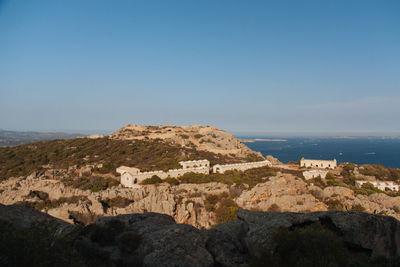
(243, 138, 400, 169)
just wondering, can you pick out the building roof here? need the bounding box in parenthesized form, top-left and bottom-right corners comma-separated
(116, 166, 140, 174)
(301, 158, 336, 162)
(179, 159, 210, 164)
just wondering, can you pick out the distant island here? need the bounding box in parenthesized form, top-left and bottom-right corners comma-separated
(240, 138, 288, 143)
(0, 129, 84, 147)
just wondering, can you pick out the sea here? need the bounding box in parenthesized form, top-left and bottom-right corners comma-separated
(242, 137, 400, 169)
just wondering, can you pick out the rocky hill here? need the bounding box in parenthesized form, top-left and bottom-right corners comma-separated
(110, 124, 261, 158)
(1, 204, 400, 266)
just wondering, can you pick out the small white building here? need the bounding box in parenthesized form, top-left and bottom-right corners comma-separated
(355, 180, 399, 191)
(212, 160, 271, 174)
(300, 158, 337, 169)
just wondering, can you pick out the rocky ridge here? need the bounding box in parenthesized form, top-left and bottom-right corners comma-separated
(109, 124, 261, 158)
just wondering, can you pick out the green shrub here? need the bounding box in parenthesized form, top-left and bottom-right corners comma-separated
(351, 204, 366, 212)
(102, 196, 133, 209)
(215, 198, 239, 224)
(179, 172, 213, 184)
(62, 176, 119, 192)
(359, 164, 400, 182)
(194, 134, 204, 139)
(325, 172, 335, 180)
(204, 192, 229, 212)
(325, 199, 344, 211)
(141, 175, 163, 185)
(306, 176, 326, 189)
(165, 177, 180, 185)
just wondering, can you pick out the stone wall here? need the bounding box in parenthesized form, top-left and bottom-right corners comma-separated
(300, 158, 337, 169)
(179, 160, 210, 169)
(117, 160, 210, 188)
(212, 160, 271, 174)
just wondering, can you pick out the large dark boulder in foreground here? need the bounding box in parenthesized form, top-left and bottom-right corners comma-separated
(233, 209, 400, 259)
(1, 204, 400, 266)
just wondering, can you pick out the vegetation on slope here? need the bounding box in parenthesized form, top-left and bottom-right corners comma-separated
(177, 166, 276, 188)
(61, 175, 119, 192)
(0, 137, 247, 180)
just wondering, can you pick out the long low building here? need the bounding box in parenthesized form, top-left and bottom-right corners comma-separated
(212, 160, 271, 174)
(116, 160, 210, 188)
(300, 158, 337, 169)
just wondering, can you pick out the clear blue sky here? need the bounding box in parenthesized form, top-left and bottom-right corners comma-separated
(1, 0, 399, 135)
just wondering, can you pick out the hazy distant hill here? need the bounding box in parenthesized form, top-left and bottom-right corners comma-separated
(0, 129, 84, 146)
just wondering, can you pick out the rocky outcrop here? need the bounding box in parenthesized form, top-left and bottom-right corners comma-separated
(3, 172, 400, 228)
(236, 174, 327, 212)
(2, 205, 400, 266)
(109, 124, 261, 158)
(234, 209, 400, 258)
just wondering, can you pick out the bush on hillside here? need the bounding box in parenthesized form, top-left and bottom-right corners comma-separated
(215, 198, 239, 224)
(165, 177, 180, 185)
(62, 176, 119, 192)
(325, 199, 344, 211)
(102, 196, 133, 209)
(141, 175, 163, 185)
(204, 192, 229, 212)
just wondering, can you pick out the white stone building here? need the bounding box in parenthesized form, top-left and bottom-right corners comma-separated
(355, 180, 399, 191)
(300, 158, 337, 169)
(117, 160, 210, 188)
(212, 160, 271, 174)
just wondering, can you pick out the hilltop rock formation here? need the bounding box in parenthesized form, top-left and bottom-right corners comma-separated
(109, 124, 261, 158)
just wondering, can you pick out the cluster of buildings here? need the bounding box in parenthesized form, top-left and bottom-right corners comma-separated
(117, 159, 271, 188)
(300, 158, 399, 192)
(116, 155, 399, 192)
